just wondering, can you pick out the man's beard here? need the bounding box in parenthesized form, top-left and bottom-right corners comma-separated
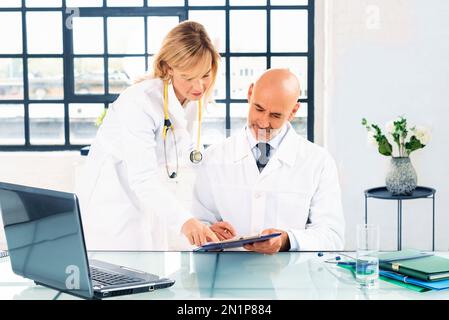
(249, 124, 282, 142)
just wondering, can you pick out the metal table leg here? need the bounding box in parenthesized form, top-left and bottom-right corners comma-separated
(365, 195, 368, 225)
(398, 200, 402, 251)
(433, 194, 435, 251)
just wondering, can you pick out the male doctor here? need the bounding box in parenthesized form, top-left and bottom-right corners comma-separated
(192, 69, 345, 254)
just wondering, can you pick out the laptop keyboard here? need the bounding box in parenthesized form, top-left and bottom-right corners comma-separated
(90, 266, 143, 286)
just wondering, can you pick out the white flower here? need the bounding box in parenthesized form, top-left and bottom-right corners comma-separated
(367, 131, 377, 146)
(414, 126, 431, 145)
(385, 121, 395, 134)
(405, 133, 412, 144)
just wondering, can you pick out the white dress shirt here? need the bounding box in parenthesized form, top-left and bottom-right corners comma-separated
(246, 124, 288, 162)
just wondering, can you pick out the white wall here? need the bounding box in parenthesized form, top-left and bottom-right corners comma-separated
(0, 152, 82, 192)
(0, 152, 84, 249)
(323, 0, 449, 250)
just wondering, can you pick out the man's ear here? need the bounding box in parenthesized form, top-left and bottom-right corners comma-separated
(247, 83, 254, 103)
(288, 102, 300, 121)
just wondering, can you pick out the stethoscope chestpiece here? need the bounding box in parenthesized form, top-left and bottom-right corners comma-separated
(190, 150, 203, 164)
(169, 172, 177, 179)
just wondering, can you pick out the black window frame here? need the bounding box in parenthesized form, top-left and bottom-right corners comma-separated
(0, 0, 314, 151)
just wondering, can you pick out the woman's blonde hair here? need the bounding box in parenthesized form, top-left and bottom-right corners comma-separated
(150, 20, 220, 100)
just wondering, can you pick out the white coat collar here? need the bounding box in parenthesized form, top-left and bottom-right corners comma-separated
(167, 81, 188, 128)
(245, 124, 288, 152)
(234, 122, 300, 167)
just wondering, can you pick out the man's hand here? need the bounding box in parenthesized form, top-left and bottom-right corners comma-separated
(244, 228, 290, 254)
(181, 218, 220, 246)
(210, 221, 237, 241)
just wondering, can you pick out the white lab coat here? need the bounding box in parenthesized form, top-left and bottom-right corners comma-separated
(192, 123, 345, 251)
(75, 78, 198, 251)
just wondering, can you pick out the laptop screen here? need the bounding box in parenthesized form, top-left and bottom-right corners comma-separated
(0, 182, 93, 299)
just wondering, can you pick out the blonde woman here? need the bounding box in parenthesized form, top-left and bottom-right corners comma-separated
(76, 21, 222, 251)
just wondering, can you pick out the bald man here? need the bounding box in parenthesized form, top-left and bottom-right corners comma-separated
(191, 69, 345, 254)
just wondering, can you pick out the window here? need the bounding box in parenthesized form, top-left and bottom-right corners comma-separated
(0, 0, 314, 150)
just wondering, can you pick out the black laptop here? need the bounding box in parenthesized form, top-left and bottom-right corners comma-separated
(0, 182, 175, 299)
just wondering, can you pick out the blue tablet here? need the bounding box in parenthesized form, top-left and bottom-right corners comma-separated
(194, 233, 282, 252)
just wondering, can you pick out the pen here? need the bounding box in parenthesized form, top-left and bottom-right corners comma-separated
(337, 262, 356, 266)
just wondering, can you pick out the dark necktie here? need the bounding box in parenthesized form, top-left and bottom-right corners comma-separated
(256, 143, 271, 172)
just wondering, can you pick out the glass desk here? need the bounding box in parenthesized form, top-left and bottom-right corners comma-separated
(1, 251, 449, 300)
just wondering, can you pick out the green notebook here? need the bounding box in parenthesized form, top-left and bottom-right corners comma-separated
(379, 253, 449, 282)
(337, 264, 429, 292)
(378, 249, 433, 262)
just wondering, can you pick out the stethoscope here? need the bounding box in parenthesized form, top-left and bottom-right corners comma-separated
(317, 252, 360, 284)
(162, 80, 203, 179)
(317, 252, 356, 266)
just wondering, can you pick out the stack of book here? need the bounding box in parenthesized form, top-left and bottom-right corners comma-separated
(377, 249, 449, 291)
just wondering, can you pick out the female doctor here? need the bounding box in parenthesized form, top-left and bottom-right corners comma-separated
(76, 21, 221, 251)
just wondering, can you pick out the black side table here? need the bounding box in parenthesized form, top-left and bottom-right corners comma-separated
(80, 145, 90, 156)
(364, 186, 436, 251)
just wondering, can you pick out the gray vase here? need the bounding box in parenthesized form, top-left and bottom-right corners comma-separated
(386, 157, 417, 195)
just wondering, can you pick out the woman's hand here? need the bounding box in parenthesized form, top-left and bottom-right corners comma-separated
(181, 218, 220, 246)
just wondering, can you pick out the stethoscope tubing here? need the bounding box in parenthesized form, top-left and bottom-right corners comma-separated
(162, 80, 203, 178)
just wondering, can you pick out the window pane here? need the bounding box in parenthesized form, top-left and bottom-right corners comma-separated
(213, 59, 226, 100)
(0, 13, 22, 54)
(73, 17, 104, 54)
(148, 55, 154, 73)
(107, 17, 145, 54)
(0, 105, 24, 145)
(148, 0, 183, 6)
(26, 12, 62, 54)
(271, 56, 308, 98)
(29, 104, 64, 145)
(69, 104, 104, 144)
(28, 58, 63, 100)
(230, 103, 248, 133)
(0, 59, 23, 100)
(26, 0, 61, 7)
(75, 58, 104, 95)
(147, 17, 179, 54)
(230, 0, 266, 5)
(230, 57, 266, 99)
(189, 10, 225, 53)
(107, 0, 143, 6)
(0, 0, 21, 7)
(271, 0, 308, 4)
(271, 10, 308, 52)
(203, 102, 226, 146)
(66, 0, 102, 7)
(189, 0, 225, 5)
(108, 58, 145, 94)
(291, 103, 307, 137)
(230, 11, 266, 53)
